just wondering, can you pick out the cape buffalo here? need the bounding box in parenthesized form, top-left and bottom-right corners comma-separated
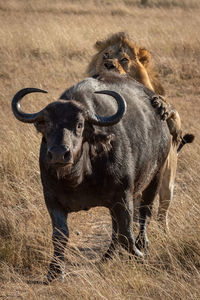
(11, 73, 170, 282)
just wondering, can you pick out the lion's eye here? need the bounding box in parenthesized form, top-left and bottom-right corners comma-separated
(121, 57, 129, 63)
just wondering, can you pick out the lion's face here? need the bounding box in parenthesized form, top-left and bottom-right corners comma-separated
(87, 32, 165, 95)
(90, 43, 149, 79)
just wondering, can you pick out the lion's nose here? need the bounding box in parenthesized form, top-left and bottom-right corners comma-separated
(104, 62, 115, 70)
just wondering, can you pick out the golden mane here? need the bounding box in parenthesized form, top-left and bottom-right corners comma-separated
(87, 32, 165, 95)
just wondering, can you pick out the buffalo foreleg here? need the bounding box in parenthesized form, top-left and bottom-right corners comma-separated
(46, 207, 69, 283)
(101, 209, 119, 261)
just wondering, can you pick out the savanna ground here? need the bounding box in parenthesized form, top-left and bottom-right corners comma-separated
(0, 0, 200, 299)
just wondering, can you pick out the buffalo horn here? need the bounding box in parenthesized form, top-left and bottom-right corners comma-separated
(89, 90, 127, 126)
(11, 88, 47, 123)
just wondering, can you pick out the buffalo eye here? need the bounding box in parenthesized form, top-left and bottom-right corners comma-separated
(74, 122, 83, 136)
(75, 122, 83, 135)
(77, 122, 83, 129)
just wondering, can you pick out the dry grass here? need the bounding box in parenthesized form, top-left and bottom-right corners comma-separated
(0, 0, 200, 299)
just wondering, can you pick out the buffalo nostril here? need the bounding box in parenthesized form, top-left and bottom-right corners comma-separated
(64, 150, 70, 161)
(47, 150, 53, 161)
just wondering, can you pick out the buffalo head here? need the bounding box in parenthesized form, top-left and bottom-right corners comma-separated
(12, 88, 127, 169)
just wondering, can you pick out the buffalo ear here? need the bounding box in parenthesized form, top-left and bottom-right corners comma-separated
(83, 123, 115, 156)
(91, 132, 115, 157)
(138, 47, 151, 67)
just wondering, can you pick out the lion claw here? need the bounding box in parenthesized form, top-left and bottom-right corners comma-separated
(151, 95, 170, 121)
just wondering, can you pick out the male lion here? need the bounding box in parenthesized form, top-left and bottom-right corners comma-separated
(87, 32, 194, 231)
(87, 31, 165, 96)
(87, 32, 181, 142)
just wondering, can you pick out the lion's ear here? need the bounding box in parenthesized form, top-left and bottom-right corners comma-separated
(95, 40, 103, 50)
(138, 47, 151, 66)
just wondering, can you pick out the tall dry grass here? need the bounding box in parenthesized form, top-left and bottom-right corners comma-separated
(0, 0, 200, 299)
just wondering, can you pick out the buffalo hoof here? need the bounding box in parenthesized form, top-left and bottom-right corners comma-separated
(101, 252, 113, 262)
(135, 234, 149, 252)
(101, 248, 118, 263)
(132, 245, 144, 259)
(45, 262, 65, 283)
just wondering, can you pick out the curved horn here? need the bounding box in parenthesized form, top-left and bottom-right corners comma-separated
(88, 90, 127, 126)
(11, 88, 47, 123)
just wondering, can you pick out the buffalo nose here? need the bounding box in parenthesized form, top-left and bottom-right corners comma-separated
(47, 146, 71, 165)
(104, 62, 115, 70)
